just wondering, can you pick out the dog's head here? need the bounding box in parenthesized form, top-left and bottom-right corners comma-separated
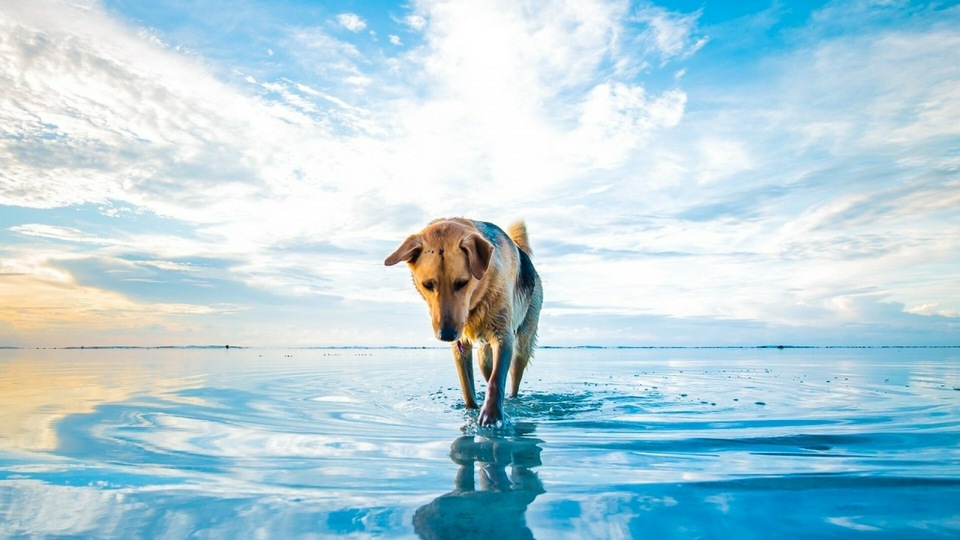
(385, 220, 493, 342)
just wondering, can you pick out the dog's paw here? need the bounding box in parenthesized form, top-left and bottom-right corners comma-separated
(478, 404, 503, 427)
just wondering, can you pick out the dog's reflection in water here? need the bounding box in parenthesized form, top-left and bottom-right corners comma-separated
(414, 431, 545, 540)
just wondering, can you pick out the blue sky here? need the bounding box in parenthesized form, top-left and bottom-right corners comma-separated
(1, 0, 958, 347)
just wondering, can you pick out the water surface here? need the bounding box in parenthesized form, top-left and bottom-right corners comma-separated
(1, 347, 958, 538)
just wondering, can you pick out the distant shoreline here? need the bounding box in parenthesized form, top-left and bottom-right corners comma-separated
(2, 344, 958, 351)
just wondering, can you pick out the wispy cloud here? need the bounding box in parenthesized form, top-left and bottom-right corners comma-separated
(632, 4, 708, 63)
(9, 224, 115, 245)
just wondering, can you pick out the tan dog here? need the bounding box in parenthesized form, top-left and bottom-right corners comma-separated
(385, 218, 543, 426)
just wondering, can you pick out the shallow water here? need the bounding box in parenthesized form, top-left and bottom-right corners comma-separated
(1, 347, 958, 539)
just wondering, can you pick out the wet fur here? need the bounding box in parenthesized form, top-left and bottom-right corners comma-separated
(385, 218, 543, 426)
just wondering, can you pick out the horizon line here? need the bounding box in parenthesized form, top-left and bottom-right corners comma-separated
(2, 344, 958, 351)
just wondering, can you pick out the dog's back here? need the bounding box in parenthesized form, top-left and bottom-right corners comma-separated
(467, 220, 540, 328)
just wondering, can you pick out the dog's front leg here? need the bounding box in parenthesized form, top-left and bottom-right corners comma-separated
(452, 340, 478, 409)
(478, 333, 513, 426)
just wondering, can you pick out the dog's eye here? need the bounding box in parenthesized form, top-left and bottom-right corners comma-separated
(453, 279, 469, 291)
(422, 280, 436, 292)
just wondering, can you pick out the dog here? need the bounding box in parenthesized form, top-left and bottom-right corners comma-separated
(385, 218, 543, 426)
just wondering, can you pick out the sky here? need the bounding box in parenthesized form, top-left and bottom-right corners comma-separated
(0, 0, 958, 348)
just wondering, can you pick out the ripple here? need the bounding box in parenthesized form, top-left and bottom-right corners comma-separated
(3, 347, 960, 539)
(312, 395, 363, 403)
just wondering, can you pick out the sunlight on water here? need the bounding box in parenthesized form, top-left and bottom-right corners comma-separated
(1, 347, 959, 538)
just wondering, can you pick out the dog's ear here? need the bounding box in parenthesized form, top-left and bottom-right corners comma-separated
(385, 235, 423, 266)
(460, 234, 493, 279)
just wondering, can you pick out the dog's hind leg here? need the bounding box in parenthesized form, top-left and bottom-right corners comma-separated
(478, 342, 493, 382)
(452, 340, 478, 409)
(509, 339, 533, 399)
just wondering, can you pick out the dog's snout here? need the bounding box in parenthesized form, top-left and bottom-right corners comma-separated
(438, 326, 458, 342)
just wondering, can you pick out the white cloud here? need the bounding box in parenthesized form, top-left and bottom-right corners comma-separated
(367, 0, 685, 211)
(695, 138, 754, 185)
(767, 18, 960, 156)
(568, 83, 686, 169)
(336, 13, 366, 32)
(0, 2, 379, 234)
(134, 260, 202, 273)
(0, 7, 284, 217)
(906, 303, 959, 318)
(403, 14, 427, 31)
(389, 34, 402, 45)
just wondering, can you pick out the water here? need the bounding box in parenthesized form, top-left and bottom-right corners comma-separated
(1, 347, 958, 539)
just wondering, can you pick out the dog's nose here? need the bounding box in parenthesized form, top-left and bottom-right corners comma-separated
(438, 327, 458, 342)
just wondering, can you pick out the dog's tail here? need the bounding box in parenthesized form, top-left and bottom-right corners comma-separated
(507, 220, 533, 256)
